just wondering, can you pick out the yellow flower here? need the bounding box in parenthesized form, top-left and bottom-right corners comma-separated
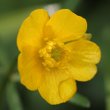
(17, 9, 101, 105)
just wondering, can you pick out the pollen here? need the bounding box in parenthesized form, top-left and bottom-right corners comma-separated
(39, 40, 70, 70)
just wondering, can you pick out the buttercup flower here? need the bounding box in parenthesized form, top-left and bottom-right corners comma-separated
(17, 9, 101, 104)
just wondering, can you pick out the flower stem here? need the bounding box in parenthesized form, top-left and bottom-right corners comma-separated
(0, 56, 17, 109)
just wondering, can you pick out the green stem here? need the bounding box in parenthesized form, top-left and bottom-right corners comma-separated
(104, 73, 110, 110)
(0, 56, 17, 109)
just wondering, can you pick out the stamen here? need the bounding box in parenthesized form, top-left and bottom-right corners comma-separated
(39, 40, 70, 70)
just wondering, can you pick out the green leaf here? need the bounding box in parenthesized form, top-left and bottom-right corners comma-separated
(69, 93, 91, 108)
(6, 82, 23, 110)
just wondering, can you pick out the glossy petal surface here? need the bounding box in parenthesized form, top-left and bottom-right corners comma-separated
(44, 9, 87, 42)
(17, 9, 49, 52)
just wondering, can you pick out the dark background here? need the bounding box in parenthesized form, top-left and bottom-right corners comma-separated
(0, 0, 110, 110)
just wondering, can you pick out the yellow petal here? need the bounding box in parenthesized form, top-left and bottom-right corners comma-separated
(68, 63, 97, 81)
(44, 9, 87, 42)
(17, 9, 49, 52)
(38, 69, 76, 105)
(59, 79, 77, 101)
(67, 39, 101, 64)
(18, 46, 43, 90)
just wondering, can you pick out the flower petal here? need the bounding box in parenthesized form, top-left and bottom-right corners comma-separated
(18, 46, 43, 90)
(68, 63, 97, 81)
(59, 78, 77, 101)
(67, 39, 101, 64)
(44, 9, 87, 42)
(38, 70, 76, 105)
(17, 9, 49, 52)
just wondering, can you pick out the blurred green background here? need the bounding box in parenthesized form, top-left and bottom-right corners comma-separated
(0, 0, 110, 110)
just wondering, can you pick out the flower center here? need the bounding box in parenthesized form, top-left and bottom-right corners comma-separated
(39, 40, 70, 70)
(51, 48, 62, 61)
